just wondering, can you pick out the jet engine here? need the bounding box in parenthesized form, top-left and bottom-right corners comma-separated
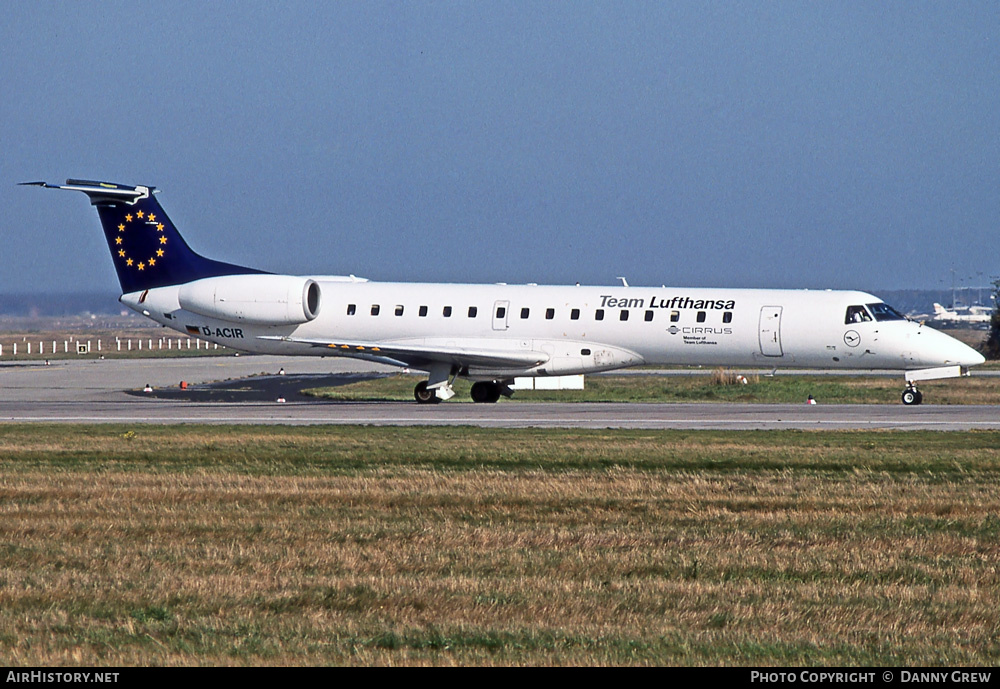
(178, 274, 321, 325)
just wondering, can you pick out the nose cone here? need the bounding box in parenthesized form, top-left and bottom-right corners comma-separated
(959, 343, 987, 367)
(923, 327, 986, 367)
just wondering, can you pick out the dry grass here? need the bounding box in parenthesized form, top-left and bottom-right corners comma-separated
(710, 368, 759, 386)
(1, 426, 998, 665)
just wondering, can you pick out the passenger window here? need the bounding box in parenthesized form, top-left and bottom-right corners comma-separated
(545, 308, 555, 320)
(419, 305, 428, 317)
(696, 311, 706, 323)
(670, 310, 680, 322)
(370, 304, 380, 316)
(520, 307, 530, 319)
(595, 309, 605, 321)
(845, 305, 872, 324)
(570, 308, 580, 320)
(581, 348, 591, 356)
(443, 306, 452, 317)
(723, 311, 732, 323)
(347, 304, 356, 316)
(468, 306, 478, 318)
(496, 306, 506, 319)
(395, 305, 404, 316)
(620, 310, 629, 321)
(644, 310, 654, 322)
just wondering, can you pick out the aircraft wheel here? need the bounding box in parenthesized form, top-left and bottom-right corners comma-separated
(901, 388, 923, 406)
(470, 381, 501, 403)
(414, 381, 441, 404)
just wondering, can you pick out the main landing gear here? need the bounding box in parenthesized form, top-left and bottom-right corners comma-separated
(413, 380, 510, 404)
(901, 385, 923, 406)
(414, 380, 440, 404)
(470, 381, 502, 404)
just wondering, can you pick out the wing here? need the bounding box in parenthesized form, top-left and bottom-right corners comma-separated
(257, 335, 549, 370)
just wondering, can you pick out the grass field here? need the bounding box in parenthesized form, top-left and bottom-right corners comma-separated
(305, 370, 1000, 405)
(1, 425, 998, 666)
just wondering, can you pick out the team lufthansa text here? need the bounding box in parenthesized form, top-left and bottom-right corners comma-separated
(600, 295, 736, 310)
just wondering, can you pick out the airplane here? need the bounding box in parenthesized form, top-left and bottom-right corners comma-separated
(932, 303, 992, 326)
(22, 179, 986, 406)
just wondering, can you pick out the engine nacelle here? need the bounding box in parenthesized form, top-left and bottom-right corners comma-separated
(178, 274, 321, 326)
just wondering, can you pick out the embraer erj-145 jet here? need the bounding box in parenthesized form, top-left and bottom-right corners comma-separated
(24, 179, 985, 405)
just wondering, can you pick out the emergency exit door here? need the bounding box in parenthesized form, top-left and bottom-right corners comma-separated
(493, 300, 510, 331)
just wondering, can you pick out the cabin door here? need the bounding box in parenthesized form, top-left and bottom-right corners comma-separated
(758, 306, 784, 357)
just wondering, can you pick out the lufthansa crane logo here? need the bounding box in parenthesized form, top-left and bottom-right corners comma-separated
(844, 330, 861, 347)
(115, 207, 167, 272)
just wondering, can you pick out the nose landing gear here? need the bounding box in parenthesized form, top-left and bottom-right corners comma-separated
(901, 365, 973, 406)
(901, 385, 923, 406)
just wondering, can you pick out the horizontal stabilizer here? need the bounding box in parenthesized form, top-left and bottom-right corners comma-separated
(20, 179, 153, 204)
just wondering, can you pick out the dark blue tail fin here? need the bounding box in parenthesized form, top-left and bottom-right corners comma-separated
(22, 179, 266, 293)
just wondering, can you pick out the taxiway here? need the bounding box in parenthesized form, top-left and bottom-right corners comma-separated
(2, 356, 998, 430)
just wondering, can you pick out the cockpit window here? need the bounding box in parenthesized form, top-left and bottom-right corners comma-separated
(845, 305, 873, 324)
(866, 302, 907, 322)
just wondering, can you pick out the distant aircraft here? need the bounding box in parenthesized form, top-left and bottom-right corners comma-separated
(23, 179, 985, 405)
(932, 303, 992, 326)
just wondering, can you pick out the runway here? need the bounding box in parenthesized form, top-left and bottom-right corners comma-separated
(2, 356, 999, 430)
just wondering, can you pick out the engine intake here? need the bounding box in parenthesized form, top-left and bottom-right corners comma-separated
(178, 275, 321, 326)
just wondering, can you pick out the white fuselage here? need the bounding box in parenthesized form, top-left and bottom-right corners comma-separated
(123, 278, 984, 379)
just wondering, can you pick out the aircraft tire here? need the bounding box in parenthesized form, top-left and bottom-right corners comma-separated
(414, 381, 441, 404)
(470, 381, 501, 403)
(901, 388, 923, 406)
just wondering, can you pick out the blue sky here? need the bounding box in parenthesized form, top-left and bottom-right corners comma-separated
(2, 1, 998, 295)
